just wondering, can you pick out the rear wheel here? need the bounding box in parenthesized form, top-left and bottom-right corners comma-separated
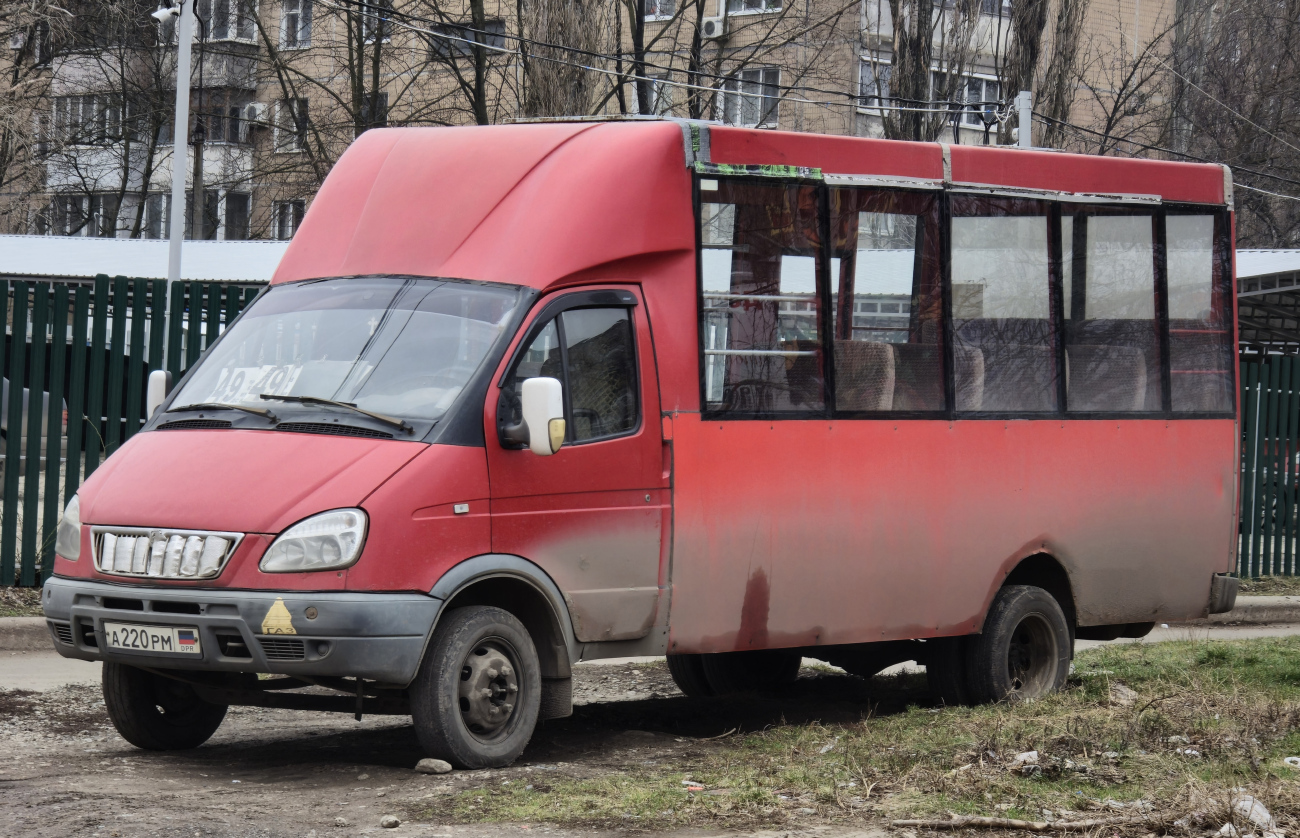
(102, 662, 227, 750)
(965, 585, 1071, 703)
(666, 654, 714, 698)
(410, 606, 541, 769)
(700, 650, 802, 694)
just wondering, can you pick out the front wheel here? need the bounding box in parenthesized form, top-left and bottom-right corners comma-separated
(410, 606, 541, 769)
(102, 662, 228, 750)
(965, 585, 1072, 703)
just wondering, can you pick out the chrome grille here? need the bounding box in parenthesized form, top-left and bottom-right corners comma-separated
(91, 527, 243, 580)
(259, 637, 306, 661)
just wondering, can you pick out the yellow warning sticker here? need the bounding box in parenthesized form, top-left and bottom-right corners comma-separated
(261, 597, 297, 635)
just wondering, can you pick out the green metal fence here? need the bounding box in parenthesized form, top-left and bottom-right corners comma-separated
(1, 275, 260, 587)
(1239, 357, 1300, 577)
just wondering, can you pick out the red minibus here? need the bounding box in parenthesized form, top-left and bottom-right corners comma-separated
(42, 120, 1241, 768)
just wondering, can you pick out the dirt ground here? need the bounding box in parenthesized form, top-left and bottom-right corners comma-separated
(0, 660, 895, 838)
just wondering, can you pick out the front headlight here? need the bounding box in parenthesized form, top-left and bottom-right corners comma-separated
(55, 494, 81, 561)
(259, 508, 367, 573)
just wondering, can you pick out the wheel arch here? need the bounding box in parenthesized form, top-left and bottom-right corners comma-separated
(1001, 552, 1077, 629)
(429, 554, 579, 679)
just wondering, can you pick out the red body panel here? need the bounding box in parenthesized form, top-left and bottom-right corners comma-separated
(666, 416, 1238, 653)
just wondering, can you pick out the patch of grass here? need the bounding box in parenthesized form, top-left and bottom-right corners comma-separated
(1238, 575, 1300, 596)
(0, 586, 42, 617)
(408, 638, 1300, 832)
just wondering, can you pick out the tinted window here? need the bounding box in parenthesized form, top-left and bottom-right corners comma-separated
(1167, 213, 1233, 412)
(829, 188, 945, 412)
(700, 180, 824, 416)
(503, 307, 638, 445)
(950, 197, 1057, 412)
(1061, 211, 1162, 412)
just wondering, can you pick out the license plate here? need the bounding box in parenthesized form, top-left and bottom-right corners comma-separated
(103, 622, 202, 655)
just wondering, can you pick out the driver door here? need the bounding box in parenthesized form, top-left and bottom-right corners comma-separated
(484, 287, 668, 643)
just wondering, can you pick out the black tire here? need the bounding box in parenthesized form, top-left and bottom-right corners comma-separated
(102, 662, 228, 750)
(925, 636, 972, 706)
(666, 653, 715, 697)
(410, 606, 541, 769)
(966, 585, 1072, 703)
(700, 650, 802, 695)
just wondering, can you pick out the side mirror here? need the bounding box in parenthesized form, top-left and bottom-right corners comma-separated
(521, 377, 565, 456)
(147, 369, 173, 417)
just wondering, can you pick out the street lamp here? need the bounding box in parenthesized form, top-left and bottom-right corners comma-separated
(152, 0, 195, 289)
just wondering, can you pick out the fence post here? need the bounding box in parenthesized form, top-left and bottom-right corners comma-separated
(40, 284, 68, 582)
(20, 286, 49, 587)
(124, 279, 148, 441)
(1, 283, 30, 586)
(1241, 361, 1261, 576)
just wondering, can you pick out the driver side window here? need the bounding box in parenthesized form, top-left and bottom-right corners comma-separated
(502, 307, 639, 444)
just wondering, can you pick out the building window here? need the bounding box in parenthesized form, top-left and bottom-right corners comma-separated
(275, 98, 309, 151)
(185, 191, 220, 240)
(429, 19, 505, 58)
(145, 194, 168, 239)
(633, 75, 673, 115)
(720, 67, 779, 128)
(950, 196, 1058, 413)
(52, 95, 124, 145)
(726, 0, 780, 12)
(274, 200, 305, 239)
(858, 61, 892, 111)
(930, 70, 1001, 126)
(361, 91, 388, 131)
(362, 0, 392, 43)
(197, 91, 253, 144)
(197, 0, 256, 40)
(699, 179, 825, 416)
(645, 0, 675, 17)
(225, 192, 251, 240)
(280, 0, 311, 47)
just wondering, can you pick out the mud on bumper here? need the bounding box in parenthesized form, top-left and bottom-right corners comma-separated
(42, 577, 442, 687)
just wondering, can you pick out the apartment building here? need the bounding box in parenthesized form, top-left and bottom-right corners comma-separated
(20, 0, 1176, 241)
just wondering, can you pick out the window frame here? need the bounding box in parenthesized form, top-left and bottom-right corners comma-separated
(693, 173, 1237, 422)
(496, 288, 644, 448)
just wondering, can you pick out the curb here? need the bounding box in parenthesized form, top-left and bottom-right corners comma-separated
(0, 617, 50, 651)
(2, 598, 1300, 652)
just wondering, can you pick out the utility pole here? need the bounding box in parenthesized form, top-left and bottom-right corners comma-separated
(1016, 90, 1033, 148)
(153, 0, 194, 287)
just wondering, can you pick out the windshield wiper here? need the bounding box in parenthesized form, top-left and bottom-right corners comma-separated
(258, 394, 411, 434)
(167, 402, 279, 421)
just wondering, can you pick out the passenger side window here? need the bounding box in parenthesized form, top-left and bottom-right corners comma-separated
(502, 307, 639, 445)
(1061, 210, 1162, 412)
(829, 188, 945, 412)
(950, 197, 1058, 413)
(700, 179, 825, 416)
(1167, 213, 1233, 413)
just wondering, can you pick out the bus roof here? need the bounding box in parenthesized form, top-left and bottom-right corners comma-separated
(273, 120, 1228, 289)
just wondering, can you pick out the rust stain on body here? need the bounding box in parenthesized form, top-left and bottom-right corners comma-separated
(737, 568, 770, 650)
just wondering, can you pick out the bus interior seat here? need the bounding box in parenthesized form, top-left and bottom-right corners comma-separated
(953, 345, 985, 411)
(1169, 331, 1232, 411)
(782, 339, 826, 409)
(973, 341, 1057, 412)
(834, 340, 896, 411)
(1065, 344, 1148, 412)
(889, 343, 940, 411)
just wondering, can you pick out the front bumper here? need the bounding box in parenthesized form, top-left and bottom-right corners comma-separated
(42, 576, 442, 687)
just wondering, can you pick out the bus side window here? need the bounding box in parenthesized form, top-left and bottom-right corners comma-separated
(1061, 210, 1162, 412)
(950, 196, 1058, 413)
(829, 187, 945, 413)
(1166, 213, 1233, 413)
(700, 180, 826, 416)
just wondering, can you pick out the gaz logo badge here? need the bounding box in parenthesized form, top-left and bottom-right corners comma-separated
(261, 597, 298, 635)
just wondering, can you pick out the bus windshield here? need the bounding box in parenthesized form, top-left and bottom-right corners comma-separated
(170, 277, 521, 427)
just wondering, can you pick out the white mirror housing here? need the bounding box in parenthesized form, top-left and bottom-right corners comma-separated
(147, 369, 173, 417)
(521, 376, 565, 456)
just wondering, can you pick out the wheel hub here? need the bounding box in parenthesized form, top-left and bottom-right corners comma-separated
(1005, 614, 1056, 698)
(458, 642, 520, 736)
